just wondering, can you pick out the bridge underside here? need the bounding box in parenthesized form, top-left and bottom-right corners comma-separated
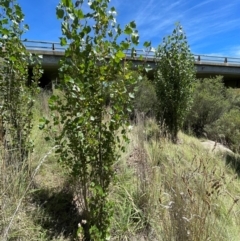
(37, 65, 240, 89)
(30, 51, 240, 89)
(196, 72, 240, 87)
(195, 63, 240, 87)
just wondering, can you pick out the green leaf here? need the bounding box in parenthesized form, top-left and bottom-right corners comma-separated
(75, 9, 84, 19)
(131, 34, 139, 45)
(129, 21, 136, 29)
(143, 41, 151, 48)
(49, 95, 58, 105)
(1, 28, 9, 35)
(124, 25, 133, 35)
(116, 51, 125, 59)
(121, 42, 130, 50)
(110, 7, 116, 12)
(1, 18, 8, 25)
(56, 7, 64, 19)
(3, 1, 10, 8)
(83, 26, 91, 34)
(62, 0, 72, 7)
(9, 56, 16, 62)
(60, 37, 67, 46)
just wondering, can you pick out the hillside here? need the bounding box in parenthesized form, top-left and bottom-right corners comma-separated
(1, 93, 240, 240)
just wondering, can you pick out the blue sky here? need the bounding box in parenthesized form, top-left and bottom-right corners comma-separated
(17, 0, 240, 57)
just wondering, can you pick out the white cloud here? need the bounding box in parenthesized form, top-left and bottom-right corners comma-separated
(113, 0, 240, 56)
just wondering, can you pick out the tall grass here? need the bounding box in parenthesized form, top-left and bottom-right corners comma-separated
(110, 115, 240, 241)
(0, 90, 62, 240)
(1, 92, 240, 240)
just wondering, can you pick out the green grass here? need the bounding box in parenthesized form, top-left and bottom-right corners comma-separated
(1, 92, 240, 240)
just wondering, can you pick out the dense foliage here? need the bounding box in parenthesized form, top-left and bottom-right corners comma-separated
(0, 0, 41, 167)
(184, 76, 240, 153)
(154, 23, 196, 142)
(133, 75, 157, 117)
(184, 76, 229, 136)
(0, 0, 42, 239)
(205, 108, 240, 152)
(2, 0, 240, 240)
(47, 0, 141, 239)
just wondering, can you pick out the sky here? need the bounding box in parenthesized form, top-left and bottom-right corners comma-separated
(17, 0, 240, 57)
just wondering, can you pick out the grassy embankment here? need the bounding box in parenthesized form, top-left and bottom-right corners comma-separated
(1, 90, 240, 240)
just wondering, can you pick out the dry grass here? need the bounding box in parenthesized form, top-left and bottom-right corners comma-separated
(110, 115, 240, 241)
(1, 94, 240, 240)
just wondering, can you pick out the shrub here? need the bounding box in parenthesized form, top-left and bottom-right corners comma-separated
(184, 76, 229, 136)
(226, 88, 240, 110)
(133, 76, 157, 117)
(205, 108, 240, 153)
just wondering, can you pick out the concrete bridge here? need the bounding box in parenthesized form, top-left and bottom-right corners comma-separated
(24, 40, 240, 88)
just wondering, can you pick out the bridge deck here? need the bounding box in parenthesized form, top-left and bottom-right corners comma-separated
(22, 40, 240, 87)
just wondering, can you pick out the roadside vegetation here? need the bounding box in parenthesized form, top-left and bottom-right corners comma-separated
(1, 0, 240, 240)
(2, 93, 240, 240)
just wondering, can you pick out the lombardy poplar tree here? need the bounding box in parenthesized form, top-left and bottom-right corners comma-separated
(0, 0, 42, 167)
(51, 0, 140, 239)
(154, 23, 195, 143)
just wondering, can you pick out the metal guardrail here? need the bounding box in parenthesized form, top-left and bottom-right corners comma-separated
(193, 54, 240, 65)
(22, 40, 240, 65)
(22, 40, 66, 51)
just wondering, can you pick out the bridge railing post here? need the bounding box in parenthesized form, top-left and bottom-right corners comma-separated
(224, 57, 227, 63)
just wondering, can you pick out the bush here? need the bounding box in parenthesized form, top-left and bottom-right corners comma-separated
(133, 76, 157, 117)
(226, 88, 240, 110)
(205, 108, 240, 153)
(184, 76, 229, 136)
